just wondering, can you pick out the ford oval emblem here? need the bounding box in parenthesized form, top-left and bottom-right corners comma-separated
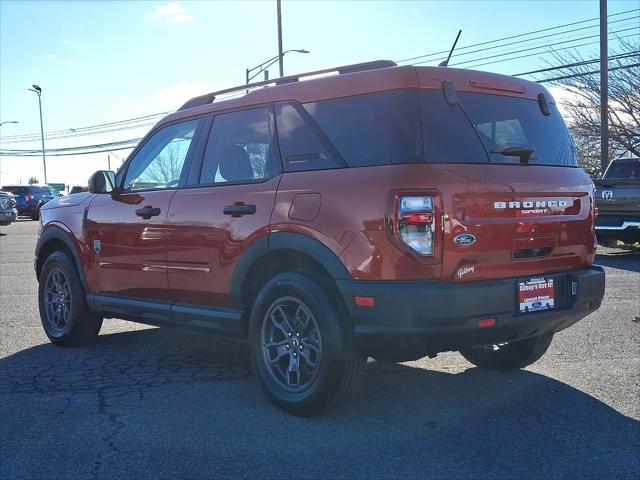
(453, 233, 476, 246)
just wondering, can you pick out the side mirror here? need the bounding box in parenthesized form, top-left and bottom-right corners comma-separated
(88, 170, 116, 194)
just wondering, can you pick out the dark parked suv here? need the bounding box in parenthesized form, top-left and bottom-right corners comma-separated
(0, 191, 17, 226)
(34, 60, 605, 415)
(1, 185, 58, 220)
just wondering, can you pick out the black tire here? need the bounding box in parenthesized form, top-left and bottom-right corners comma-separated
(31, 211, 39, 221)
(38, 250, 102, 346)
(248, 271, 366, 416)
(460, 333, 554, 371)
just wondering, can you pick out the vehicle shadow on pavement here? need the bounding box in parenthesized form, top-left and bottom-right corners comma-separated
(595, 249, 640, 273)
(1, 327, 638, 479)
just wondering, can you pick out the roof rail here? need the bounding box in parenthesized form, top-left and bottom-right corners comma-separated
(177, 60, 397, 111)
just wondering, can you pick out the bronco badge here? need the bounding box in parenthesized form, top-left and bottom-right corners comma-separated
(93, 239, 101, 254)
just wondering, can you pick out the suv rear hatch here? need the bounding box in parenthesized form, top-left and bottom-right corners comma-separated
(419, 87, 596, 283)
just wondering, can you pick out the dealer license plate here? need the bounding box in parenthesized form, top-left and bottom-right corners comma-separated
(518, 277, 555, 313)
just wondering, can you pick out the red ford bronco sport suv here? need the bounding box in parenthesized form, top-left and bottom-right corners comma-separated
(35, 60, 605, 415)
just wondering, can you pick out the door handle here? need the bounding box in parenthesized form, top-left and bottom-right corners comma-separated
(135, 206, 161, 219)
(223, 203, 256, 217)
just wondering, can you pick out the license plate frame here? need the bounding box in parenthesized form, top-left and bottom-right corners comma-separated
(518, 277, 555, 313)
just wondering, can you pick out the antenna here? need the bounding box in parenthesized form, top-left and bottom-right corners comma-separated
(438, 30, 462, 67)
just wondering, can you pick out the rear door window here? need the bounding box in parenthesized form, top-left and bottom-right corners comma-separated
(199, 107, 280, 184)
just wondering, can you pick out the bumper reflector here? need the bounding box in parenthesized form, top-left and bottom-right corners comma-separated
(478, 317, 496, 328)
(354, 296, 375, 307)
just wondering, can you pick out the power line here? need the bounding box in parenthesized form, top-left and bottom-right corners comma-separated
(0, 138, 141, 157)
(416, 26, 638, 68)
(513, 50, 639, 77)
(0, 111, 170, 142)
(536, 62, 640, 83)
(1, 121, 157, 145)
(402, 14, 638, 67)
(461, 32, 638, 70)
(395, 8, 638, 64)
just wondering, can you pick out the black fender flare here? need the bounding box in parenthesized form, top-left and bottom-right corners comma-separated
(230, 232, 351, 309)
(35, 225, 89, 292)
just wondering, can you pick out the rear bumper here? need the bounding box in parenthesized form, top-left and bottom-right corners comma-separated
(336, 266, 605, 361)
(596, 221, 640, 231)
(0, 209, 17, 225)
(17, 205, 40, 215)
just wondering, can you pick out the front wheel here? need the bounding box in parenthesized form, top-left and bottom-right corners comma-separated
(460, 333, 554, 371)
(38, 251, 102, 346)
(249, 272, 366, 416)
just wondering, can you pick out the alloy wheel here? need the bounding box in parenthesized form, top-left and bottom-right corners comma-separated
(261, 296, 322, 392)
(44, 268, 72, 332)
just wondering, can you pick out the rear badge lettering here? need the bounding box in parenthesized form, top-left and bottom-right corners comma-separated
(453, 233, 476, 246)
(493, 199, 571, 216)
(457, 265, 475, 279)
(93, 239, 101, 254)
(493, 200, 569, 210)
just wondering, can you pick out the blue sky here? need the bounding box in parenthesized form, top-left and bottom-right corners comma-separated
(0, 0, 638, 186)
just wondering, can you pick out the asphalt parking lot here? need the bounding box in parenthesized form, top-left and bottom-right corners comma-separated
(1, 219, 638, 479)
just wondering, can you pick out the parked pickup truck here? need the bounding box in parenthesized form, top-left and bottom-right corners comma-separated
(594, 157, 640, 246)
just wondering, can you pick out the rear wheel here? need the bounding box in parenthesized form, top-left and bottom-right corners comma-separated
(460, 333, 554, 371)
(38, 251, 102, 346)
(249, 272, 366, 416)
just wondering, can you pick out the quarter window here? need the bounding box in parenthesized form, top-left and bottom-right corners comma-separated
(275, 102, 339, 172)
(123, 119, 200, 191)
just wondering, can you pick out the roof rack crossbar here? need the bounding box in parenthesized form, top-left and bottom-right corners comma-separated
(177, 60, 396, 111)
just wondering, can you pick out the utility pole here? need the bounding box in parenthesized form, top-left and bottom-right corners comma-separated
(599, 0, 608, 173)
(277, 0, 284, 77)
(108, 154, 111, 170)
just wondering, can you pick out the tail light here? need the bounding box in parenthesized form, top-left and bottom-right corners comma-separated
(398, 196, 434, 255)
(389, 192, 442, 260)
(25, 194, 33, 201)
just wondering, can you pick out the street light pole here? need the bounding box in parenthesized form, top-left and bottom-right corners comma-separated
(0, 121, 19, 127)
(277, 0, 284, 77)
(28, 85, 47, 184)
(245, 49, 309, 85)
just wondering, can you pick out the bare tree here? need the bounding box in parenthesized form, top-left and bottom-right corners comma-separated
(541, 38, 639, 177)
(140, 142, 186, 186)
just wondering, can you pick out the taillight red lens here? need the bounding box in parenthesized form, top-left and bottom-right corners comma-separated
(26, 194, 33, 201)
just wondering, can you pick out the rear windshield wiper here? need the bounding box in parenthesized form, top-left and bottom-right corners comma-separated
(490, 146, 535, 164)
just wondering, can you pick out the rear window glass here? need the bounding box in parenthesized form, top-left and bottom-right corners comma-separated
(604, 159, 639, 179)
(421, 91, 487, 164)
(1, 186, 28, 194)
(421, 90, 579, 167)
